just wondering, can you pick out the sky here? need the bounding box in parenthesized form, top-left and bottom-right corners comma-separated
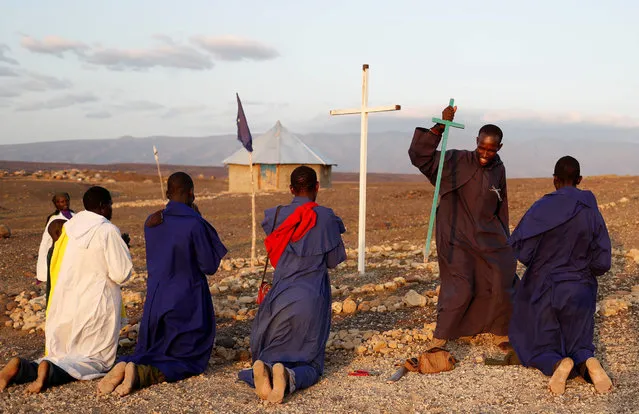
(0, 0, 638, 144)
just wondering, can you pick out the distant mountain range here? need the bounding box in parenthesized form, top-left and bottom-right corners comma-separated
(1, 115, 637, 178)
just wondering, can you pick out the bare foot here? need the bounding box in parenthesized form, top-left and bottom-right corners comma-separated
(253, 360, 272, 400)
(97, 362, 127, 395)
(25, 361, 49, 394)
(549, 358, 574, 395)
(586, 358, 613, 394)
(267, 363, 287, 404)
(0, 357, 21, 392)
(114, 362, 137, 397)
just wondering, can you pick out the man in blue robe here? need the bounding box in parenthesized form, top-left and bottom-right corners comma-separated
(238, 166, 346, 404)
(508, 156, 613, 395)
(98, 172, 227, 396)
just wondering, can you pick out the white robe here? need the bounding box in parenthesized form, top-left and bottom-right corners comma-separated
(42, 210, 133, 380)
(36, 212, 74, 282)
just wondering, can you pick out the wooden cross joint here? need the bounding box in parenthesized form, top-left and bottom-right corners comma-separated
(431, 118, 465, 129)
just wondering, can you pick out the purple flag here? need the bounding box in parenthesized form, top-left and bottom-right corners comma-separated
(236, 93, 253, 152)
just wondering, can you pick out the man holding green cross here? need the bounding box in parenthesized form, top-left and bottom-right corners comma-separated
(408, 104, 516, 347)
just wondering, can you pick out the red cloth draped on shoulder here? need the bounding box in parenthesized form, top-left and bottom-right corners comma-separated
(264, 201, 319, 268)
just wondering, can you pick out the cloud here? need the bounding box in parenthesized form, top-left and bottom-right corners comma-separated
(20, 72, 73, 91)
(0, 44, 19, 65)
(0, 87, 20, 98)
(86, 111, 112, 119)
(161, 105, 207, 119)
(231, 100, 290, 111)
(191, 35, 279, 61)
(0, 71, 72, 98)
(0, 67, 19, 77)
(20, 35, 88, 57)
(113, 100, 165, 111)
(20, 34, 279, 71)
(85, 34, 213, 71)
(16, 93, 99, 111)
(87, 46, 212, 71)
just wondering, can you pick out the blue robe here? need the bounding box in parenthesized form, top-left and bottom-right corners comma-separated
(120, 201, 227, 382)
(238, 196, 346, 393)
(508, 186, 611, 376)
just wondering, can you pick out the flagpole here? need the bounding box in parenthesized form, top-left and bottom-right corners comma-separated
(249, 151, 256, 270)
(153, 145, 165, 200)
(236, 92, 257, 271)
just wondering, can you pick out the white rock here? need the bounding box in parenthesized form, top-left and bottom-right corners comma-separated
(598, 297, 631, 317)
(331, 301, 343, 314)
(403, 290, 427, 307)
(238, 296, 255, 304)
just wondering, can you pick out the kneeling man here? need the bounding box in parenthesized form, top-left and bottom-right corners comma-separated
(98, 172, 227, 396)
(0, 186, 132, 393)
(508, 156, 613, 394)
(238, 166, 346, 404)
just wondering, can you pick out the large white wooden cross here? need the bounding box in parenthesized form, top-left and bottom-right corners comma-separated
(330, 64, 401, 274)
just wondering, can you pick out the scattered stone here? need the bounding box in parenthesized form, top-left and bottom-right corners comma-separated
(342, 298, 357, 314)
(331, 301, 343, 314)
(215, 337, 235, 349)
(357, 302, 371, 312)
(119, 338, 135, 348)
(238, 296, 254, 304)
(403, 290, 427, 307)
(0, 224, 10, 239)
(598, 297, 631, 317)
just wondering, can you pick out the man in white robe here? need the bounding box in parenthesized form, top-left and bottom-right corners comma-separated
(36, 192, 75, 285)
(0, 186, 133, 393)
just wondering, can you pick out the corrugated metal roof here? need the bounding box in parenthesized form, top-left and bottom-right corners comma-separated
(223, 121, 336, 166)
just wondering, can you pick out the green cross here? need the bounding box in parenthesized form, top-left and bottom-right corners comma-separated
(424, 98, 466, 261)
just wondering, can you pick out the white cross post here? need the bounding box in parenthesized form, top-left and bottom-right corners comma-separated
(330, 64, 401, 274)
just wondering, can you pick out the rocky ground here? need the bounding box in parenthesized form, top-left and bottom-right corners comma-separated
(1, 170, 638, 413)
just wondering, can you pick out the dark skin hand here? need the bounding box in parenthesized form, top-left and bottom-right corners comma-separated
(121, 233, 131, 248)
(430, 105, 458, 135)
(144, 203, 200, 228)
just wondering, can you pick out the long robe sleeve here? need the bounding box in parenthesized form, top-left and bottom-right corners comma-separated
(104, 226, 133, 285)
(589, 212, 612, 276)
(512, 235, 540, 268)
(193, 220, 227, 275)
(408, 128, 448, 184)
(327, 241, 346, 269)
(36, 227, 53, 282)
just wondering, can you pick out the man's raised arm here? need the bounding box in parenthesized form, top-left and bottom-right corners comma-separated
(408, 105, 456, 182)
